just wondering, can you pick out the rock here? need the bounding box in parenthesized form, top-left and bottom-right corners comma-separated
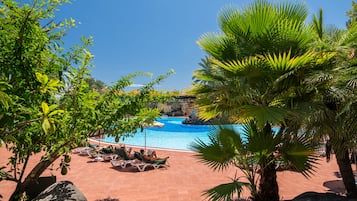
(291, 191, 357, 201)
(32, 180, 87, 201)
(182, 117, 211, 125)
(25, 176, 57, 200)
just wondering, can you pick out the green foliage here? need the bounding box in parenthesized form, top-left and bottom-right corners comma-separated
(346, 1, 357, 27)
(306, 6, 357, 196)
(0, 0, 173, 200)
(36, 73, 62, 94)
(191, 120, 319, 200)
(85, 77, 106, 94)
(191, 0, 335, 130)
(203, 175, 249, 201)
(190, 1, 337, 200)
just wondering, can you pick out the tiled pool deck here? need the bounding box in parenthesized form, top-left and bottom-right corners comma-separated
(0, 144, 346, 201)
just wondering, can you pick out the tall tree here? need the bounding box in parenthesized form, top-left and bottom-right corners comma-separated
(0, 0, 173, 200)
(306, 8, 357, 197)
(190, 1, 329, 200)
(85, 77, 107, 94)
(346, 1, 357, 27)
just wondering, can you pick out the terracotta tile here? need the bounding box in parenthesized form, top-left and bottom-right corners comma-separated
(0, 145, 343, 201)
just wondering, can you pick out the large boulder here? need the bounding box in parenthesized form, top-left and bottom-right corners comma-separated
(32, 180, 87, 201)
(291, 192, 357, 201)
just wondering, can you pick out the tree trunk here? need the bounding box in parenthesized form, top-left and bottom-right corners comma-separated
(9, 151, 61, 201)
(336, 150, 357, 198)
(255, 162, 279, 201)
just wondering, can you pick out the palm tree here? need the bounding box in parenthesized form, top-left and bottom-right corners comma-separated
(191, 120, 318, 201)
(305, 8, 357, 197)
(191, 0, 330, 125)
(190, 1, 334, 200)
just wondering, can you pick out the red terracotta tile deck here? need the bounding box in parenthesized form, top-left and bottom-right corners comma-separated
(0, 144, 346, 201)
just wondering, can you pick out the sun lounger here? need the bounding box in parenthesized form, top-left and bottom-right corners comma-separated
(131, 159, 169, 172)
(111, 158, 135, 168)
(71, 147, 94, 156)
(100, 153, 117, 161)
(111, 147, 137, 168)
(87, 149, 99, 158)
(129, 160, 156, 172)
(131, 151, 169, 171)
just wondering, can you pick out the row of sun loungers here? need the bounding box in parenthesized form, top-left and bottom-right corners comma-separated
(110, 147, 169, 172)
(72, 146, 118, 162)
(110, 159, 168, 172)
(72, 145, 169, 172)
(110, 155, 169, 172)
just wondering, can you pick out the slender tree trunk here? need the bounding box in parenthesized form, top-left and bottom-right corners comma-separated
(9, 151, 61, 201)
(336, 150, 357, 198)
(255, 162, 279, 201)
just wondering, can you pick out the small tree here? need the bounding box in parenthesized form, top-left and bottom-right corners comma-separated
(191, 121, 318, 201)
(0, 0, 173, 200)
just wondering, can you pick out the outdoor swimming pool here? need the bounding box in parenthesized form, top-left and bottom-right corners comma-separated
(103, 117, 243, 151)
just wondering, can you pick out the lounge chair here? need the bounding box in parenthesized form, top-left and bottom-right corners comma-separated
(111, 147, 136, 168)
(84, 146, 117, 162)
(131, 151, 169, 171)
(97, 146, 118, 161)
(87, 149, 100, 158)
(71, 147, 94, 156)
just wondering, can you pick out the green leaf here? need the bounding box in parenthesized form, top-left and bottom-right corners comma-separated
(42, 118, 50, 134)
(36, 72, 48, 85)
(203, 178, 249, 201)
(41, 102, 50, 115)
(48, 110, 64, 117)
(48, 104, 57, 111)
(47, 79, 62, 88)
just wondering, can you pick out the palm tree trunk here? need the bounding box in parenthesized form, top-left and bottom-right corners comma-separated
(256, 162, 279, 201)
(336, 150, 357, 198)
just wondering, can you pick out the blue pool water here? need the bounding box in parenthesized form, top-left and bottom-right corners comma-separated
(103, 117, 244, 151)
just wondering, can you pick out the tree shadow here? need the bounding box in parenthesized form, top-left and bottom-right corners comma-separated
(95, 198, 120, 201)
(32, 180, 86, 201)
(109, 166, 142, 173)
(323, 180, 346, 194)
(109, 165, 156, 173)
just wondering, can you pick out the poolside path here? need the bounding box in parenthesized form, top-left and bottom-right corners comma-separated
(0, 145, 347, 201)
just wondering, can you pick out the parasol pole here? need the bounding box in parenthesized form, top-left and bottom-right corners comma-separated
(144, 128, 147, 151)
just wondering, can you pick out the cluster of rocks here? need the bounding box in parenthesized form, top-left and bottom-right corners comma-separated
(182, 117, 212, 125)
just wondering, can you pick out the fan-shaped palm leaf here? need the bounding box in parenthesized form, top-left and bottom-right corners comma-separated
(210, 56, 263, 75)
(280, 135, 319, 177)
(203, 176, 250, 201)
(264, 51, 315, 71)
(236, 105, 288, 127)
(190, 127, 243, 171)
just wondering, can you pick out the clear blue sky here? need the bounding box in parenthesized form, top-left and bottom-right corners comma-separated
(55, 0, 353, 91)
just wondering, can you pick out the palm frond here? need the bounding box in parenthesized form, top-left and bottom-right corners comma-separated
(203, 177, 250, 201)
(190, 127, 242, 171)
(312, 9, 323, 40)
(210, 56, 262, 75)
(197, 33, 237, 61)
(347, 78, 357, 89)
(236, 105, 288, 127)
(243, 121, 279, 156)
(277, 1, 308, 22)
(264, 51, 315, 72)
(280, 135, 319, 178)
(218, 5, 245, 37)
